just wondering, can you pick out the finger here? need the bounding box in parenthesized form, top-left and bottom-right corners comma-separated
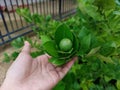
(6, 41, 32, 79)
(21, 41, 31, 54)
(13, 41, 32, 62)
(15, 41, 31, 60)
(58, 57, 78, 79)
(36, 54, 50, 65)
(45, 53, 51, 59)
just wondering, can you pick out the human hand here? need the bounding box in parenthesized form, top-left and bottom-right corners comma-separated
(0, 41, 77, 90)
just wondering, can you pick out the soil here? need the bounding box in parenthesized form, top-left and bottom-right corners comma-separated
(0, 45, 14, 86)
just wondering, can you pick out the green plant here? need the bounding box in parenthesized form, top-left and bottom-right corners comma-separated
(42, 23, 79, 66)
(4, 0, 120, 89)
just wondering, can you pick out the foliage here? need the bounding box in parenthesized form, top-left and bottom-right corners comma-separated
(3, 0, 120, 89)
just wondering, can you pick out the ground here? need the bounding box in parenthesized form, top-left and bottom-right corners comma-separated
(0, 46, 13, 86)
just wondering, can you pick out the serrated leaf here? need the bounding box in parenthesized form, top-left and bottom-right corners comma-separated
(11, 52, 19, 60)
(55, 23, 73, 45)
(3, 53, 11, 63)
(16, 8, 29, 16)
(43, 41, 59, 57)
(32, 14, 43, 24)
(49, 57, 66, 66)
(16, 8, 32, 22)
(11, 37, 24, 48)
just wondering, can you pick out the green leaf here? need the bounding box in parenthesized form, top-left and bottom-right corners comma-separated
(97, 54, 114, 64)
(16, 8, 29, 16)
(63, 72, 76, 89)
(85, 5, 102, 20)
(77, 0, 102, 20)
(43, 41, 59, 57)
(73, 33, 79, 51)
(16, 8, 32, 22)
(86, 47, 101, 57)
(46, 15, 52, 22)
(31, 51, 43, 58)
(91, 35, 102, 48)
(94, 0, 116, 11)
(116, 80, 120, 90)
(11, 52, 19, 60)
(99, 41, 116, 56)
(55, 23, 73, 45)
(40, 35, 51, 45)
(80, 34, 92, 53)
(53, 81, 65, 90)
(58, 48, 73, 54)
(11, 37, 24, 48)
(3, 53, 11, 63)
(78, 27, 89, 39)
(49, 57, 66, 66)
(116, 0, 120, 6)
(104, 76, 112, 82)
(91, 62, 100, 71)
(105, 85, 117, 90)
(73, 81, 81, 90)
(32, 14, 43, 24)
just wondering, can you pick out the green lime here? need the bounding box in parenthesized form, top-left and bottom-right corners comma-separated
(59, 38, 72, 52)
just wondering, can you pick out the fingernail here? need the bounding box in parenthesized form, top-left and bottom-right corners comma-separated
(24, 41, 29, 45)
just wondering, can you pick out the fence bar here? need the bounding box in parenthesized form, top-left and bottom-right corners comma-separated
(59, 0, 62, 19)
(16, 0, 24, 27)
(0, 30, 5, 44)
(4, 0, 14, 31)
(35, 0, 39, 13)
(46, 0, 49, 15)
(0, 30, 33, 46)
(39, 0, 42, 14)
(0, 5, 11, 39)
(0, 0, 77, 46)
(10, 0, 19, 28)
(52, 0, 55, 17)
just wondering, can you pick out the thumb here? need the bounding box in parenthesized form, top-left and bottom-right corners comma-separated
(21, 41, 31, 54)
(58, 57, 78, 79)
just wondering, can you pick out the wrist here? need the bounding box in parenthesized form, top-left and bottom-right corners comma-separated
(0, 83, 14, 90)
(0, 81, 20, 90)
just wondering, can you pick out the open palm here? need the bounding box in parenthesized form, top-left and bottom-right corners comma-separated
(1, 41, 77, 90)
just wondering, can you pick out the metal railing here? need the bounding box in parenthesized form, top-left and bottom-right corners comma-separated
(0, 0, 77, 46)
